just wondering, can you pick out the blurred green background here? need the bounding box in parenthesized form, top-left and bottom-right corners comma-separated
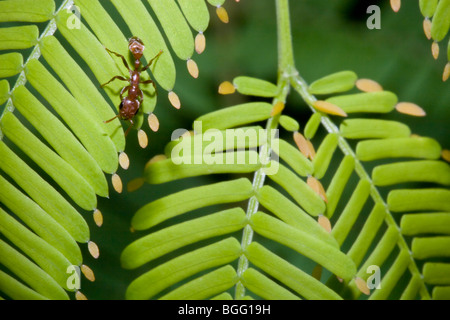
(4, 0, 446, 299)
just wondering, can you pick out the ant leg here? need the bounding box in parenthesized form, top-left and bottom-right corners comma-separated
(141, 50, 163, 72)
(124, 119, 134, 137)
(120, 85, 131, 101)
(105, 47, 131, 71)
(104, 114, 119, 123)
(141, 79, 157, 93)
(101, 75, 128, 88)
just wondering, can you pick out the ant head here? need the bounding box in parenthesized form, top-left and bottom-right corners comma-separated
(128, 36, 145, 59)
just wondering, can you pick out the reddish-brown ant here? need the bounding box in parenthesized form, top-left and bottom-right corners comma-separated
(102, 37, 162, 136)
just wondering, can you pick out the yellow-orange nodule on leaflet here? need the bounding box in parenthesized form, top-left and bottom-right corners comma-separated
(218, 81, 236, 95)
(356, 79, 383, 92)
(195, 33, 206, 55)
(432, 42, 439, 60)
(395, 102, 426, 117)
(88, 241, 100, 259)
(423, 18, 432, 40)
(355, 277, 370, 295)
(187, 59, 199, 79)
(306, 140, 316, 160)
(313, 100, 347, 117)
(112, 173, 123, 193)
(443, 63, 450, 82)
(81, 264, 95, 282)
(270, 101, 285, 116)
(93, 209, 103, 227)
(168, 91, 181, 109)
(442, 149, 450, 163)
(127, 177, 145, 192)
(75, 291, 88, 300)
(216, 6, 229, 23)
(138, 129, 148, 149)
(148, 113, 159, 132)
(390, 0, 401, 12)
(293, 131, 310, 159)
(119, 152, 129, 170)
(318, 215, 332, 233)
(307, 176, 328, 203)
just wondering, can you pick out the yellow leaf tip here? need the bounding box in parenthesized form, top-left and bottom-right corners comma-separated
(111, 173, 123, 193)
(119, 152, 130, 170)
(355, 277, 370, 295)
(313, 100, 347, 117)
(148, 113, 159, 132)
(138, 129, 148, 148)
(390, 0, 401, 12)
(195, 33, 206, 54)
(168, 91, 181, 109)
(356, 79, 383, 92)
(81, 264, 95, 282)
(216, 6, 229, 23)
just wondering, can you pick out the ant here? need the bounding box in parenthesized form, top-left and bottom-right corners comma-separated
(102, 36, 162, 136)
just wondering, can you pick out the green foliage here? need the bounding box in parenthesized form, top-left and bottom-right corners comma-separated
(0, 0, 449, 300)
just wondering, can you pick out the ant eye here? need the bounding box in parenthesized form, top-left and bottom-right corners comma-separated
(119, 101, 124, 109)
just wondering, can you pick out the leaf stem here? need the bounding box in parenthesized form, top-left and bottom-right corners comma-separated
(234, 0, 295, 300)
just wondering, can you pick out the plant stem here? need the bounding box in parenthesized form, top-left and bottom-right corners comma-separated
(234, 0, 295, 300)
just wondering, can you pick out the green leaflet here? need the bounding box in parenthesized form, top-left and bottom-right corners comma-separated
(206, 0, 226, 6)
(233, 76, 278, 97)
(331, 179, 371, 246)
(148, 0, 194, 60)
(25, 58, 119, 174)
(401, 274, 422, 300)
(304, 112, 321, 140)
(245, 242, 343, 299)
(340, 119, 411, 139)
(279, 115, 299, 132)
(145, 151, 261, 184)
(388, 189, 450, 212)
(420, 0, 438, 18)
(308, 71, 357, 95)
(313, 133, 338, 179)
(349, 227, 399, 298)
(111, 0, 176, 91)
(0, 52, 22, 78)
(177, 0, 210, 32)
(373, 160, 450, 186)
(431, 0, 450, 42)
(268, 162, 325, 216)
(432, 286, 450, 299)
(0, 0, 54, 22)
(256, 185, 338, 248)
(347, 203, 386, 267)
(0, 240, 68, 300)
(0, 209, 75, 291)
(160, 265, 237, 300)
(401, 213, 450, 236)
(0, 270, 47, 300)
(12, 85, 108, 198)
(132, 178, 254, 230)
(369, 250, 410, 300)
(326, 155, 355, 218)
(40, 35, 125, 152)
(0, 141, 89, 243)
(0, 79, 10, 105)
(0, 113, 97, 211)
(275, 138, 314, 177)
(126, 238, 242, 300)
(0, 174, 82, 266)
(122, 208, 247, 269)
(326, 91, 398, 114)
(196, 102, 273, 131)
(241, 268, 300, 300)
(423, 263, 450, 285)
(412, 237, 450, 259)
(0, 25, 38, 50)
(165, 126, 264, 157)
(250, 212, 356, 281)
(356, 137, 441, 161)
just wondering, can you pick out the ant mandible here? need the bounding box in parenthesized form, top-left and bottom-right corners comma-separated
(102, 36, 162, 137)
